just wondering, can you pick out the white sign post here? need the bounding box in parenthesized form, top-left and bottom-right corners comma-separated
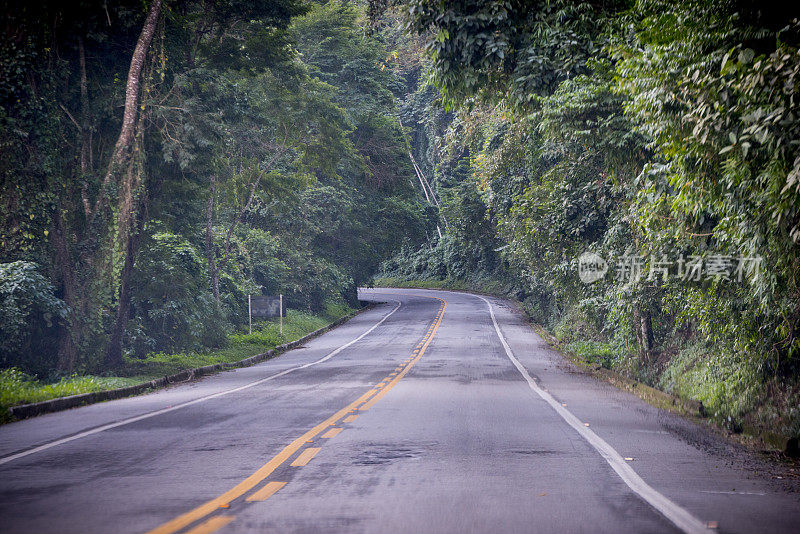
(279, 294, 283, 336)
(248, 294, 252, 335)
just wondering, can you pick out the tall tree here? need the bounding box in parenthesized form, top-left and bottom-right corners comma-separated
(103, 0, 163, 367)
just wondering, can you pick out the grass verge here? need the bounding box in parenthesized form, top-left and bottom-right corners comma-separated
(0, 369, 141, 416)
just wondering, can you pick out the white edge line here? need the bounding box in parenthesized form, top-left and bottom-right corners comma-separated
(477, 295, 709, 534)
(0, 300, 402, 466)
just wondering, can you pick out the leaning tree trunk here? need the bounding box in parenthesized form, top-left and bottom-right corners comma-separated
(104, 235, 135, 368)
(89, 0, 162, 226)
(53, 208, 79, 372)
(104, 197, 147, 368)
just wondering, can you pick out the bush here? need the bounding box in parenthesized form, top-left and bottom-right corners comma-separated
(0, 261, 67, 375)
(237, 228, 352, 313)
(125, 232, 230, 357)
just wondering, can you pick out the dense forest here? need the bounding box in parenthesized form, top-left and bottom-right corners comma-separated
(2, 0, 799, 439)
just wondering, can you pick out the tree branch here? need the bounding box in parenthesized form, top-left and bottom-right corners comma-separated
(221, 134, 290, 266)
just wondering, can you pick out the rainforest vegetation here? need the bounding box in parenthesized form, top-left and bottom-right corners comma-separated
(2, 0, 799, 438)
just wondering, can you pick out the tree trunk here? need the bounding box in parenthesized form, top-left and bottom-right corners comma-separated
(78, 35, 92, 219)
(90, 0, 162, 224)
(104, 245, 134, 368)
(100, 0, 162, 368)
(104, 200, 147, 368)
(53, 208, 79, 372)
(206, 175, 220, 301)
(642, 311, 654, 358)
(633, 306, 654, 361)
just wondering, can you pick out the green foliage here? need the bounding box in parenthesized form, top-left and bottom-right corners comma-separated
(0, 0, 429, 378)
(126, 232, 230, 357)
(293, 1, 400, 122)
(614, 2, 800, 376)
(403, 0, 625, 107)
(0, 262, 67, 375)
(387, 0, 800, 437)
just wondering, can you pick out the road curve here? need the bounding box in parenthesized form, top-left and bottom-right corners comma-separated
(0, 288, 798, 533)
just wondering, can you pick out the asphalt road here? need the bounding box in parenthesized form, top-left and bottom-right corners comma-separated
(1, 288, 799, 534)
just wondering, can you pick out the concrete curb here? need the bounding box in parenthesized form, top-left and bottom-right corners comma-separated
(8, 305, 374, 421)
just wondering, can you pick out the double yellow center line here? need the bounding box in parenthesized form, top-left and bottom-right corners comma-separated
(147, 296, 446, 534)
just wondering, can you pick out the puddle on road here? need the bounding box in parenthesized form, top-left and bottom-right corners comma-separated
(352, 442, 432, 465)
(508, 449, 560, 456)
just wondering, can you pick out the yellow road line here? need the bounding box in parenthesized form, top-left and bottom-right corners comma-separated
(290, 447, 320, 467)
(360, 300, 445, 412)
(321, 427, 343, 439)
(147, 294, 446, 534)
(245, 481, 286, 502)
(146, 387, 378, 534)
(184, 516, 235, 534)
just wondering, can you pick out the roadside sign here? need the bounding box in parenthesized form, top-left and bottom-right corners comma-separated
(248, 294, 284, 335)
(250, 295, 283, 318)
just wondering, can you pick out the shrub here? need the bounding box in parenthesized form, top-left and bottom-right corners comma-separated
(125, 233, 230, 357)
(0, 261, 66, 375)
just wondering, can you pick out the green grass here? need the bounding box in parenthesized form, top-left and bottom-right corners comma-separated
(563, 339, 616, 369)
(120, 306, 352, 379)
(1, 304, 355, 420)
(0, 368, 140, 422)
